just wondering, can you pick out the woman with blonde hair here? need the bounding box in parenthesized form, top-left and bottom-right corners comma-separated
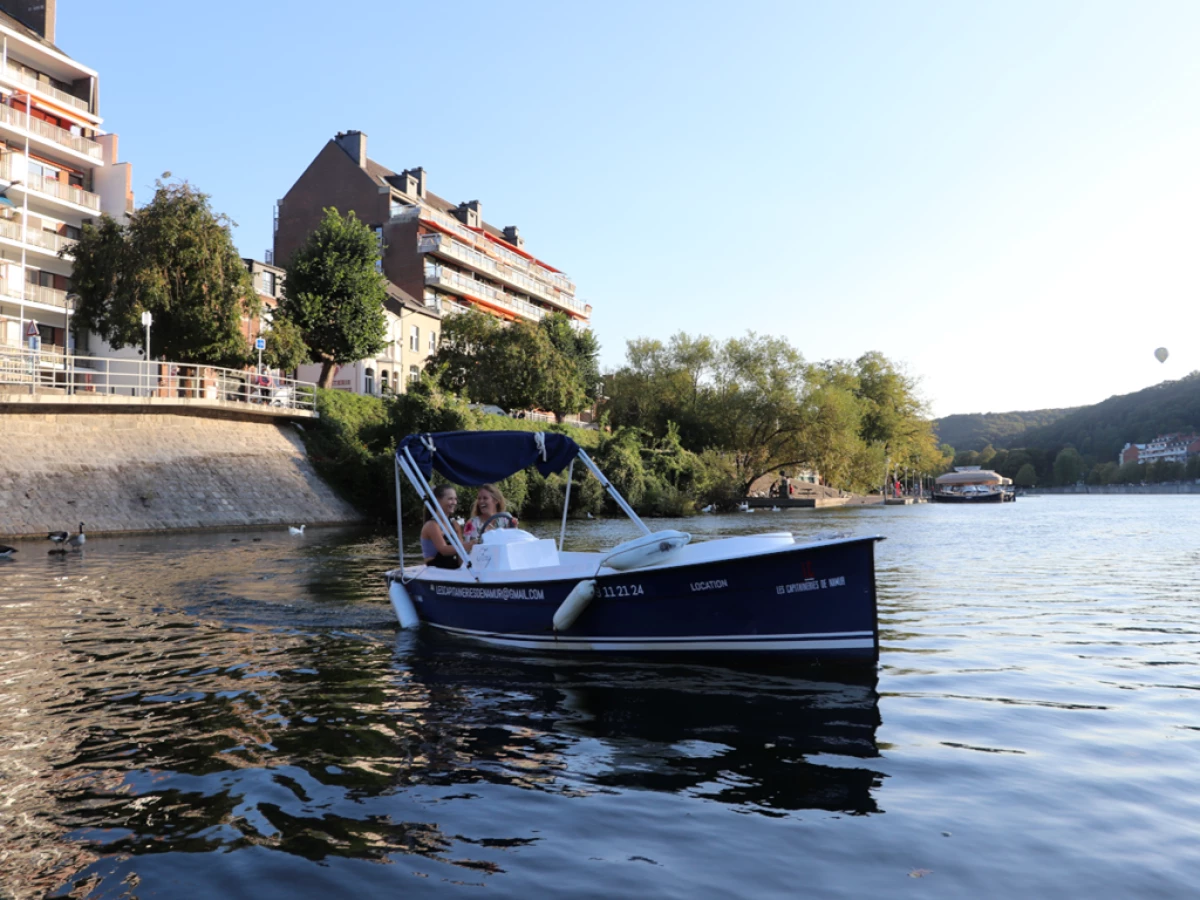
(463, 483, 519, 547)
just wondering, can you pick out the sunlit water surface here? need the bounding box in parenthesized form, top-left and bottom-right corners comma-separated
(0, 497, 1197, 898)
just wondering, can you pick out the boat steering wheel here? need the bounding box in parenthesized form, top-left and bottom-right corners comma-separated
(480, 512, 517, 534)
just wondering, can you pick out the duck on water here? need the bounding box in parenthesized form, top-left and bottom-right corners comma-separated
(385, 431, 885, 664)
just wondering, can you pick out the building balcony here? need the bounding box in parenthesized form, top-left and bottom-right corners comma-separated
(418, 232, 587, 318)
(0, 152, 101, 211)
(2, 63, 92, 116)
(396, 202, 577, 296)
(0, 216, 76, 258)
(424, 264, 544, 322)
(0, 276, 69, 310)
(0, 103, 103, 162)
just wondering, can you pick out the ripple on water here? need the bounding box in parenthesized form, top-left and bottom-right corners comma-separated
(0, 501, 1197, 897)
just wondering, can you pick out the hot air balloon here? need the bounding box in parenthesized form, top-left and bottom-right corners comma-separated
(1155, 347, 1169, 363)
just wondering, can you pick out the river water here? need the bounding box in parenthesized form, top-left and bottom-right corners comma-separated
(0, 496, 1197, 898)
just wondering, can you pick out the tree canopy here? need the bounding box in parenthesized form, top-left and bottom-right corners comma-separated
(427, 309, 600, 420)
(70, 179, 256, 367)
(275, 208, 388, 388)
(603, 334, 942, 493)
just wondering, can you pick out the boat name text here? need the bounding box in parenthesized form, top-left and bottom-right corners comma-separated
(690, 579, 729, 592)
(776, 576, 846, 595)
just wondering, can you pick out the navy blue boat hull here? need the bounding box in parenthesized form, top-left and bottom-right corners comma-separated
(388, 537, 882, 662)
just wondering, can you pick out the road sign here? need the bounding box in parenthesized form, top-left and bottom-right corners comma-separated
(25, 320, 39, 337)
(28, 335, 40, 351)
(255, 338, 266, 351)
(141, 310, 153, 327)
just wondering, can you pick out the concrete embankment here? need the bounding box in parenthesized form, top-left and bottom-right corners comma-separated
(0, 408, 363, 537)
(1027, 484, 1200, 495)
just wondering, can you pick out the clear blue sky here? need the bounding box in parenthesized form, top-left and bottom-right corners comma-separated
(59, 1, 1200, 417)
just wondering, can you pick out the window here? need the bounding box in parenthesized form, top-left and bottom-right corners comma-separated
(408, 365, 420, 385)
(261, 271, 276, 296)
(365, 367, 375, 395)
(428, 330, 437, 352)
(410, 325, 419, 352)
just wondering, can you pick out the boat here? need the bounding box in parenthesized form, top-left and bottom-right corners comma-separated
(932, 466, 1016, 503)
(384, 431, 885, 663)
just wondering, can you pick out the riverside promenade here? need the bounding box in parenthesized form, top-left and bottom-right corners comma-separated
(0, 351, 363, 538)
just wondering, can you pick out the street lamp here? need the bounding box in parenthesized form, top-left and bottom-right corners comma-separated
(141, 310, 152, 396)
(66, 292, 79, 395)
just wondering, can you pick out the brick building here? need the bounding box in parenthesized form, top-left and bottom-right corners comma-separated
(1118, 433, 1200, 466)
(274, 130, 588, 395)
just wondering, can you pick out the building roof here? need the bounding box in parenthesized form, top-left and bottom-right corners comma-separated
(363, 156, 511, 244)
(0, 9, 65, 55)
(384, 282, 440, 319)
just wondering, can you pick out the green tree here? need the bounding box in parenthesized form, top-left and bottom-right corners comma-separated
(70, 178, 256, 367)
(260, 315, 311, 373)
(1053, 446, 1084, 485)
(427, 309, 598, 419)
(276, 208, 387, 388)
(1014, 463, 1037, 487)
(540, 312, 602, 416)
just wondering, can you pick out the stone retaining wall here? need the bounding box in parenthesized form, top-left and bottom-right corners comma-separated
(1027, 484, 1200, 494)
(0, 411, 363, 537)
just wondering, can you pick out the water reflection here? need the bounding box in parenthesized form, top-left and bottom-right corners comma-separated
(408, 642, 884, 816)
(0, 527, 888, 897)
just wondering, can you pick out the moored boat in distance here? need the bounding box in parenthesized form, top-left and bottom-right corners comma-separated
(386, 431, 885, 663)
(933, 466, 1016, 503)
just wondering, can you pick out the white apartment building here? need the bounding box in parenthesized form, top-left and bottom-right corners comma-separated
(0, 8, 132, 368)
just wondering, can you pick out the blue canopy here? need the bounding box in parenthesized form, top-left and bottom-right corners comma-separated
(397, 431, 582, 486)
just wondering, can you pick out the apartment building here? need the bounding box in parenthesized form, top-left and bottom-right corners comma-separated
(274, 130, 588, 394)
(1118, 433, 1200, 467)
(240, 257, 283, 350)
(0, 4, 133, 363)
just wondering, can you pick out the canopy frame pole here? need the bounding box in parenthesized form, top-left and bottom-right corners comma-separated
(399, 446, 477, 580)
(576, 449, 651, 536)
(394, 455, 405, 576)
(558, 458, 575, 551)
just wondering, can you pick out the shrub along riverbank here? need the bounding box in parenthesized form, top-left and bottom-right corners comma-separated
(300, 387, 745, 524)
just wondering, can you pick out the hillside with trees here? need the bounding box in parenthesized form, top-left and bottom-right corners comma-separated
(933, 408, 1078, 452)
(1015, 373, 1200, 460)
(942, 373, 1200, 487)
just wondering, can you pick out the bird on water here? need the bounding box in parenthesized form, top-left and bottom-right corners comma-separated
(288, 525, 306, 535)
(0, 545, 16, 559)
(68, 523, 86, 548)
(47, 530, 68, 544)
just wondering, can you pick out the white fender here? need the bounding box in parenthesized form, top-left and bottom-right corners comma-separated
(554, 579, 596, 632)
(603, 530, 691, 571)
(389, 579, 420, 629)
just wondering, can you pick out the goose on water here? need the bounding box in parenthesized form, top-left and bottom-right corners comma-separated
(67, 523, 86, 548)
(48, 530, 68, 544)
(288, 525, 306, 535)
(0, 545, 16, 558)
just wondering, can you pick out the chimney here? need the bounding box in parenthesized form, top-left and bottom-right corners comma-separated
(400, 167, 427, 199)
(502, 225, 523, 248)
(5, 0, 56, 41)
(334, 130, 367, 168)
(455, 200, 482, 229)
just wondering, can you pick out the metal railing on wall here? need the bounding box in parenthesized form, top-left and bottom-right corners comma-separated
(0, 346, 318, 413)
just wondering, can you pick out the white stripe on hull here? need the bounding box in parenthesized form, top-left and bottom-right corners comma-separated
(431, 624, 875, 653)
